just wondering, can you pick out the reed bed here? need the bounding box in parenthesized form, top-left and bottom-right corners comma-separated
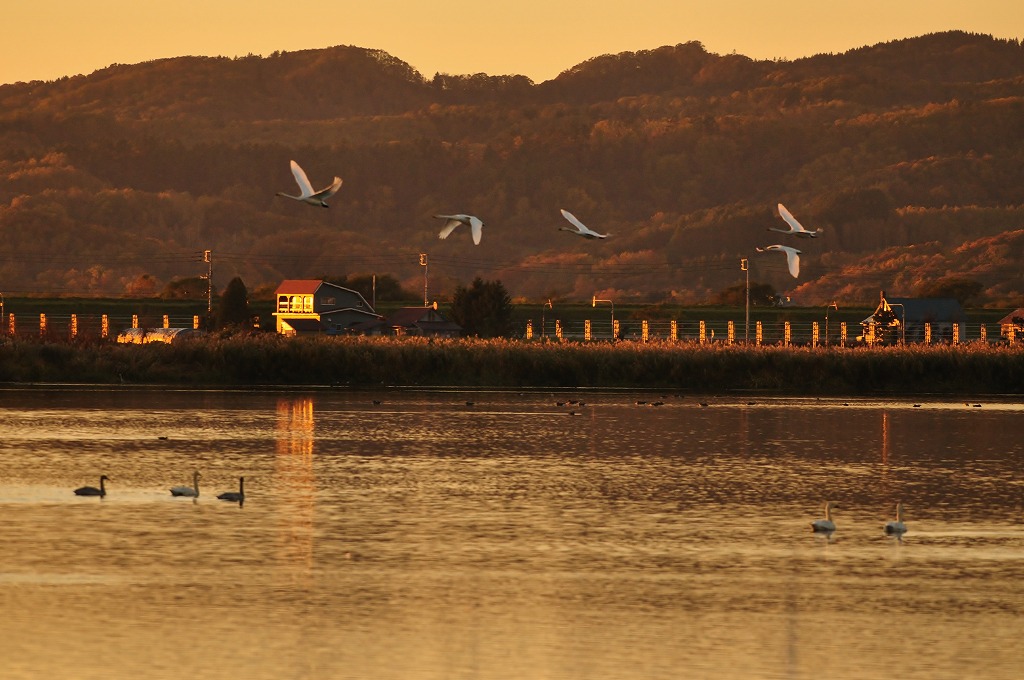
(0, 334, 1021, 394)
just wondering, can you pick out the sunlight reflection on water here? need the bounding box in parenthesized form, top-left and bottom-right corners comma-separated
(0, 388, 1022, 679)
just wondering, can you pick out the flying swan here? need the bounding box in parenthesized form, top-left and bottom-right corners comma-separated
(435, 214, 484, 245)
(74, 475, 109, 497)
(756, 244, 802, 278)
(559, 209, 609, 239)
(810, 501, 838, 532)
(276, 160, 343, 208)
(770, 203, 822, 238)
(170, 471, 201, 498)
(884, 502, 907, 535)
(217, 477, 245, 503)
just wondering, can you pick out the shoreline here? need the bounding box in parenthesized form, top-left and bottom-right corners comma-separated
(0, 381, 1021, 401)
(1, 334, 1022, 395)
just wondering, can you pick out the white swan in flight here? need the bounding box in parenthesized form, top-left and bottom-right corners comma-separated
(276, 160, 342, 208)
(170, 471, 201, 498)
(217, 477, 245, 503)
(770, 203, 822, 238)
(756, 245, 801, 278)
(884, 502, 907, 535)
(435, 214, 484, 245)
(810, 501, 838, 532)
(559, 209, 609, 239)
(74, 474, 109, 497)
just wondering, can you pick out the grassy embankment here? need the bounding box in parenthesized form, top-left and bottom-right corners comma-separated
(0, 297, 1018, 393)
(0, 334, 1021, 395)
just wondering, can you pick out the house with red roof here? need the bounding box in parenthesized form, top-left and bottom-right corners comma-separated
(273, 280, 381, 336)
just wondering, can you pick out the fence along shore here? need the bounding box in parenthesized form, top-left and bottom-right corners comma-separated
(1, 311, 1018, 347)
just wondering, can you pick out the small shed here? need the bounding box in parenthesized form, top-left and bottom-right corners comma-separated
(384, 307, 462, 338)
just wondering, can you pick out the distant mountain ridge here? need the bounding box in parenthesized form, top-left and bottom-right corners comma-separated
(1, 31, 1022, 305)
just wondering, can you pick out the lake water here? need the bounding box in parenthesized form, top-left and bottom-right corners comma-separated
(1, 387, 1023, 679)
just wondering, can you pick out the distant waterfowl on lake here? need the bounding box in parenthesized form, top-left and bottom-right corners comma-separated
(217, 477, 245, 503)
(74, 475, 109, 497)
(885, 502, 907, 535)
(811, 502, 838, 532)
(170, 471, 201, 497)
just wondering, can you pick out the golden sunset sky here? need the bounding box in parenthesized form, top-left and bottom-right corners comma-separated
(2, 0, 1021, 85)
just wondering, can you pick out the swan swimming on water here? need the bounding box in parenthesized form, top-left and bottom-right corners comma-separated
(170, 471, 201, 498)
(885, 502, 907, 535)
(769, 203, 822, 238)
(559, 209, 609, 239)
(276, 160, 343, 208)
(810, 502, 838, 532)
(435, 213, 484, 245)
(756, 244, 802, 278)
(74, 475, 109, 497)
(217, 477, 245, 503)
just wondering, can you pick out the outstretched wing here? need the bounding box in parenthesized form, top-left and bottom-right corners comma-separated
(560, 209, 588, 234)
(314, 177, 343, 201)
(777, 203, 806, 234)
(468, 215, 483, 245)
(290, 160, 315, 198)
(783, 247, 801, 278)
(437, 218, 462, 240)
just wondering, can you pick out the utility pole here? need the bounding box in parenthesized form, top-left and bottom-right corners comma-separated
(202, 250, 213, 314)
(419, 253, 428, 307)
(741, 258, 749, 344)
(825, 301, 838, 346)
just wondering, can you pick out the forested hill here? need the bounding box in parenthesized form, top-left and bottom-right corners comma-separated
(1, 31, 1023, 306)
